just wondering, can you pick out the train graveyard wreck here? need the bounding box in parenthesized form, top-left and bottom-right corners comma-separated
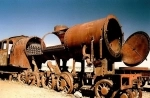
(0, 14, 150, 98)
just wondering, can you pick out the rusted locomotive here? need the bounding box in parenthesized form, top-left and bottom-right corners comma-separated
(42, 14, 150, 98)
(0, 35, 47, 86)
(0, 14, 149, 98)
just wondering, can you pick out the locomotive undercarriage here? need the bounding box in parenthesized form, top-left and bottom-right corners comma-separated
(0, 53, 143, 98)
(0, 51, 142, 98)
(0, 42, 144, 98)
(50, 59, 142, 98)
(0, 60, 142, 98)
(15, 54, 141, 98)
(65, 59, 142, 98)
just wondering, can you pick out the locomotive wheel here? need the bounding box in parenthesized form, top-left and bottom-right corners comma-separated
(9, 73, 19, 81)
(41, 75, 47, 88)
(62, 72, 74, 93)
(119, 89, 133, 98)
(46, 74, 56, 89)
(94, 79, 113, 98)
(9, 74, 13, 81)
(132, 89, 142, 98)
(28, 73, 40, 87)
(57, 72, 74, 94)
(62, 72, 74, 85)
(18, 72, 27, 84)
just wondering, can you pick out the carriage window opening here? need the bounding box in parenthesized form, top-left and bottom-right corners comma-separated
(8, 41, 13, 54)
(1, 41, 7, 50)
(3, 43, 7, 49)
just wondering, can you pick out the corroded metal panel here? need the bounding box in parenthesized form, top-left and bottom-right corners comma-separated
(10, 37, 30, 68)
(0, 50, 8, 66)
(0, 35, 28, 66)
(10, 36, 45, 69)
(119, 74, 142, 90)
(121, 31, 150, 66)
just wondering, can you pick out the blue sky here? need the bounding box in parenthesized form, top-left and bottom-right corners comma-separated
(0, 0, 149, 45)
(0, 0, 150, 67)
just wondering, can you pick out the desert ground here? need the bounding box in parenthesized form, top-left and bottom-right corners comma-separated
(0, 80, 150, 98)
(0, 80, 74, 98)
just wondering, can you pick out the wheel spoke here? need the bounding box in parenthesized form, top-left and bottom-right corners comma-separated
(99, 85, 102, 89)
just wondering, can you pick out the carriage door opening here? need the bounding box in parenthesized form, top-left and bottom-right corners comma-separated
(0, 40, 8, 66)
(0, 40, 13, 66)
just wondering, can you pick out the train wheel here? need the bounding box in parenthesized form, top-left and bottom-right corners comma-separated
(9, 74, 13, 81)
(46, 74, 56, 89)
(119, 89, 133, 98)
(57, 72, 74, 94)
(28, 73, 40, 87)
(132, 89, 142, 98)
(18, 72, 27, 84)
(94, 79, 113, 98)
(41, 75, 47, 88)
(62, 72, 74, 93)
(9, 73, 19, 81)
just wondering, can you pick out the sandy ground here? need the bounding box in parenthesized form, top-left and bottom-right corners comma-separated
(0, 80, 150, 98)
(0, 80, 74, 98)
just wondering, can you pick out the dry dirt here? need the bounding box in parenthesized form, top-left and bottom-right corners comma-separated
(0, 80, 74, 98)
(0, 80, 150, 98)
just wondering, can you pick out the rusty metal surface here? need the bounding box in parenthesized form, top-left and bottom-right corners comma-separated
(54, 25, 68, 32)
(64, 14, 123, 58)
(94, 58, 115, 76)
(52, 25, 68, 44)
(119, 74, 142, 90)
(0, 35, 28, 43)
(10, 36, 45, 69)
(0, 50, 7, 65)
(119, 89, 134, 98)
(121, 31, 150, 66)
(47, 61, 61, 74)
(0, 35, 28, 66)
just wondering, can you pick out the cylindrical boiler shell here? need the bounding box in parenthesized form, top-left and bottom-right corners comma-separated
(64, 14, 122, 58)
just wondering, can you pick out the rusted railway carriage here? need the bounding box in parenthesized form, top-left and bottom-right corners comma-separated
(0, 14, 149, 98)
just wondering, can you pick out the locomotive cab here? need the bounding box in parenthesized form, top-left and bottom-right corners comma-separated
(0, 40, 12, 66)
(0, 35, 27, 66)
(0, 35, 46, 73)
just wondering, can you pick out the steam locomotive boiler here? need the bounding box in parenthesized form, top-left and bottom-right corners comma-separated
(43, 14, 150, 98)
(0, 35, 47, 86)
